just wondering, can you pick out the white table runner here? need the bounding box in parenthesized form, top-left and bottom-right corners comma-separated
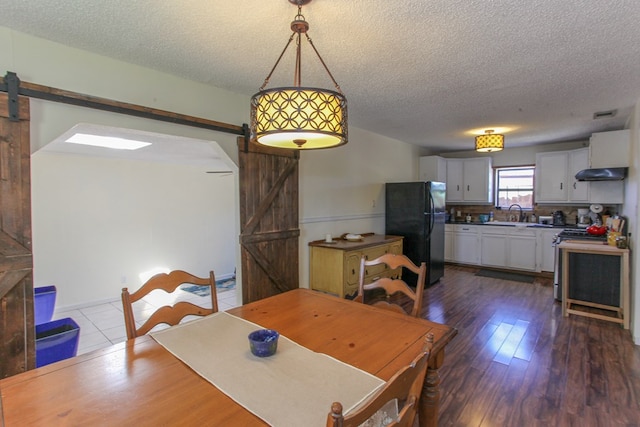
(151, 312, 384, 427)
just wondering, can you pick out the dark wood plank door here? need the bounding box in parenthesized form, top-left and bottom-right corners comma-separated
(0, 92, 34, 378)
(238, 138, 300, 304)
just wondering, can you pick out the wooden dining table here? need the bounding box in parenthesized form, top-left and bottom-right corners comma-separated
(0, 289, 457, 427)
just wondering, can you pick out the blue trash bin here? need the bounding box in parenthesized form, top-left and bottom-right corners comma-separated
(36, 317, 80, 368)
(34, 286, 57, 325)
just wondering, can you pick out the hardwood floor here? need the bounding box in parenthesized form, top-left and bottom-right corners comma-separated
(422, 265, 640, 427)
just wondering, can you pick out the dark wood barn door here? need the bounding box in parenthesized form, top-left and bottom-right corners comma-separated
(238, 138, 300, 304)
(0, 92, 34, 378)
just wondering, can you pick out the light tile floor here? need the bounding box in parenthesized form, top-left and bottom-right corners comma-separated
(52, 287, 240, 356)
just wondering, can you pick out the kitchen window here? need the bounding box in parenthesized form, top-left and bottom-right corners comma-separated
(494, 166, 534, 209)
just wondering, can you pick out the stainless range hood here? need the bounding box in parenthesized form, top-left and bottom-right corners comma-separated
(575, 167, 627, 181)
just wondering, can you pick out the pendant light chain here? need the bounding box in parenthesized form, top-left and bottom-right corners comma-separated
(258, 33, 295, 92)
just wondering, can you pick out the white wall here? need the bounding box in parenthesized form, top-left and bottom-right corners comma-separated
(622, 99, 639, 344)
(32, 152, 237, 308)
(1, 27, 419, 305)
(299, 126, 421, 287)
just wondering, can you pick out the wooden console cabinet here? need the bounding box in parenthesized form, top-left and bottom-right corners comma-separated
(309, 235, 403, 298)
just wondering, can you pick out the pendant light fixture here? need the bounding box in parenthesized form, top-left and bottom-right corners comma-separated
(250, 0, 348, 150)
(475, 129, 504, 152)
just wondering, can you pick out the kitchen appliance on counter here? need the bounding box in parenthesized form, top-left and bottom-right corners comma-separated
(552, 210, 566, 226)
(385, 181, 446, 287)
(577, 208, 591, 228)
(552, 229, 613, 302)
(538, 215, 553, 225)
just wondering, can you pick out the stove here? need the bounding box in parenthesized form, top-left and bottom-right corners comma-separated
(556, 228, 607, 242)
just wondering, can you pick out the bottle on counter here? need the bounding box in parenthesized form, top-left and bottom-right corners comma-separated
(465, 213, 472, 223)
(531, 213, 536, 223)
(489, 211, 494, 222)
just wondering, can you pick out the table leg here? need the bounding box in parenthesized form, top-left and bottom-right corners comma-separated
(420, 349, 444, 427)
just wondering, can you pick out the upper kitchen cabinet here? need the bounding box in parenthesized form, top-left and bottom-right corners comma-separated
(419, 156, 447, 182)
(535, 148, 589, 203)
(587, 130, 628, 204)
(445, 158, 492, 204)
(589, 130, 630, 168)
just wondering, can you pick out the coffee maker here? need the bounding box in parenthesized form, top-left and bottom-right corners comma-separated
(577, 208, 591, 228)
(552, 210, 565, 226)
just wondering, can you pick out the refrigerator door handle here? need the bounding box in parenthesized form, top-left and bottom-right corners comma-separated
(426, 192, 435, 239)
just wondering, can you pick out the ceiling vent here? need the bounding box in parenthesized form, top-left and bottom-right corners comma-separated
(593, 109, 617, 119)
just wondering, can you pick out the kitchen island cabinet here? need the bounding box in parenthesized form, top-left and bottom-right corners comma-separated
(560, 241, 630, 329)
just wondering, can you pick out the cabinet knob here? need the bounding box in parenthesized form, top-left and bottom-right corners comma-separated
(573, 182, 576, 189)
(560, 182, 563, 190)
(467, 185, 470, 191)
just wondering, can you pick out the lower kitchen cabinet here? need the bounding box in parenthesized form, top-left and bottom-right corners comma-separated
(537, 228, 560, 272)
(444, 225, 454, 261)
(480, 228, 508, 267)
(480, 226, 536, 271)
(309, 234, 403, 298)
(508, 228, 537, 271)
(452, 225, 480, 265)
(448, 224, 543, 272)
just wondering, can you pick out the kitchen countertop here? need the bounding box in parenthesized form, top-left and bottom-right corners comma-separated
(446, 221, 577, 229)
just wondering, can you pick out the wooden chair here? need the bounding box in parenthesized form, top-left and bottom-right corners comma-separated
(354, 253, 426, 317)
(121, 270, 218, 340)
(326, 333, 434, 427)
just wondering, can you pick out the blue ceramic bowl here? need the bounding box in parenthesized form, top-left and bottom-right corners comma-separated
(248, 329, 279, 357)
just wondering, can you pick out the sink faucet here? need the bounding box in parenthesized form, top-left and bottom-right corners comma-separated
(508, 204, 524, 222)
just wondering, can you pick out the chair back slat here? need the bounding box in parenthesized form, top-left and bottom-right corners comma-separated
(358, 253, 426, 317)
(121, 270, 218, 340)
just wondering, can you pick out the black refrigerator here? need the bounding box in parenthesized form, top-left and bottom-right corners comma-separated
(385, 182, 446, 287)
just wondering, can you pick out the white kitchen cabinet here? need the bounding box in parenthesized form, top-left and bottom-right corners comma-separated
(536, 151, 568, 202)
(480, 226, 536, 271)
(535, 148, 589, 203)
(452, 225, 480, 265)
(568, 148, 589, 202)
(419, 156, 447, 182)
(537, 228, 559, 272)
(508, 227, 537, 271)
(480, 227, 508, 268)
(590, 130, 630, 168)
(445, 159, 464, 201)
(444, 224, 454, 262)
(448, 225, 556, 272)
(587, 130, 627, 204)
(445, 157, 492, 204)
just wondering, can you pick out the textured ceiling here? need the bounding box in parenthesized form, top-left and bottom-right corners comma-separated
(1, 0, 640, 153)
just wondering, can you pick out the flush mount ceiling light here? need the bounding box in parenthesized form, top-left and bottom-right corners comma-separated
(250, 0, 348, 150)
(475, 129, 504, 153)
